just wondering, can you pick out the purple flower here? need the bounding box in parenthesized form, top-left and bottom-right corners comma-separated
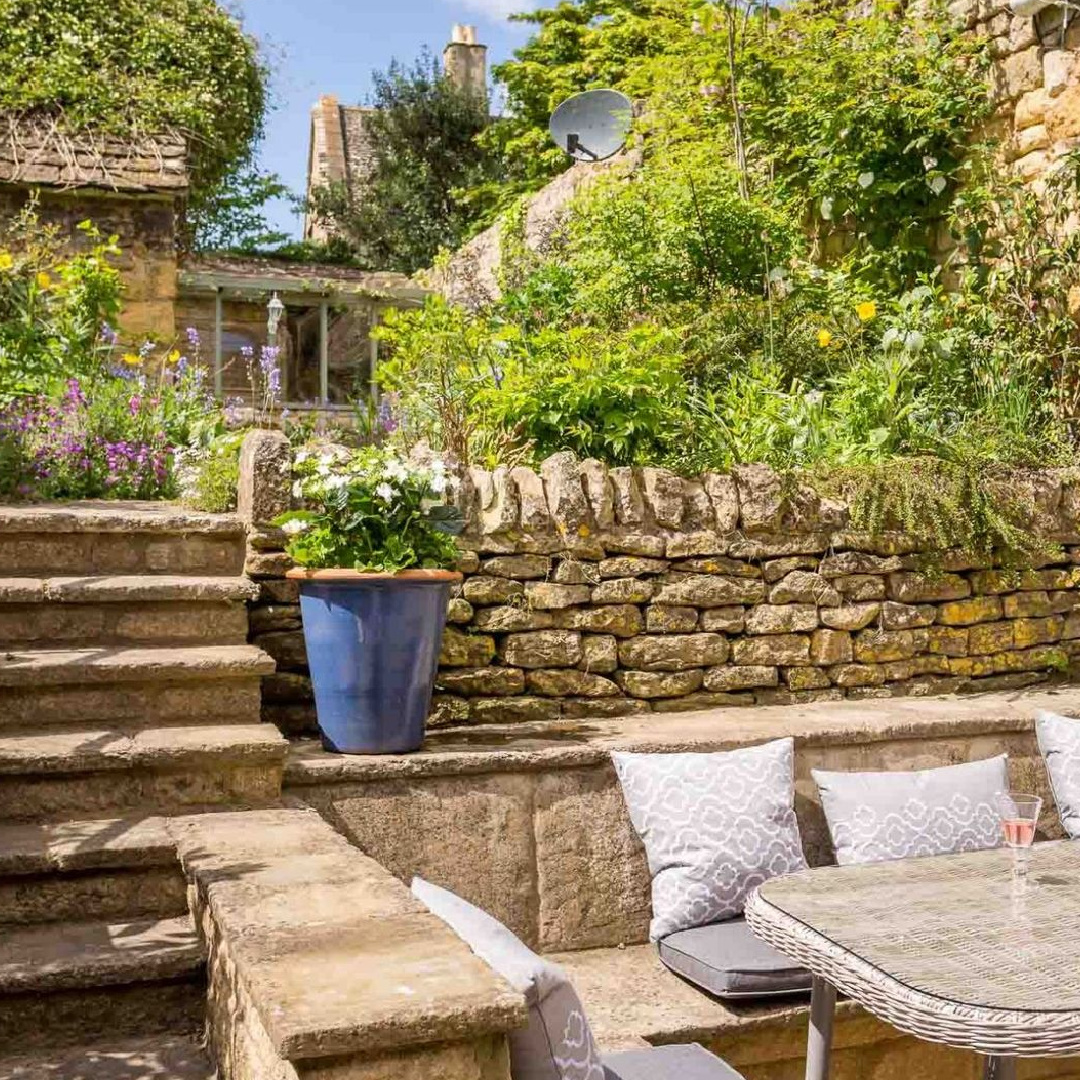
(100, 323, 119, 346)
(185, 327, 200, 348)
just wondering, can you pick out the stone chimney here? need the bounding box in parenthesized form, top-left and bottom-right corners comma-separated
(443, 24, 488, 103)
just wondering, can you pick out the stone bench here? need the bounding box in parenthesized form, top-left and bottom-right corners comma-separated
(285, 688, 1080, 1079)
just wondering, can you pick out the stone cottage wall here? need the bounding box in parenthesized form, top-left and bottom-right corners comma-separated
(237, 433, 1080, 736)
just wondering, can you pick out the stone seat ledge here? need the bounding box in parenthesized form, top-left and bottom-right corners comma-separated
(0, 502, 245, 535)
(285, 687, 1080, 785)
(170, 807, 527, 1065)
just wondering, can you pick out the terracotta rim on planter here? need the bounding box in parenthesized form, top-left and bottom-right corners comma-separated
(285, 568, 463, 582)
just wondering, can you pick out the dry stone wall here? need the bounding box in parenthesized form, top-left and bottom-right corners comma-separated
(237, 433, 1080, 736)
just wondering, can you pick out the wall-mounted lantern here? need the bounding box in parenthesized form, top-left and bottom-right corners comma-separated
(267, 292, 285, 340)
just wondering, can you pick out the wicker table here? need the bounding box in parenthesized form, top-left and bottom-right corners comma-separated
(744, 841, 1080, 1080)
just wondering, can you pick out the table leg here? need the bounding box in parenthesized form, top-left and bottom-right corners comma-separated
(983, 1058, 1017, 1080)
(805, 975, 836, 1080)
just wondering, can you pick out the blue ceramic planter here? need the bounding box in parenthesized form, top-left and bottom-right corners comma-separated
(288, 569, 461, 754)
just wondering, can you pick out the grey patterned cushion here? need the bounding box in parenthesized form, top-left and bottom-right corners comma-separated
(411, 877, 604, 1080)
(612, 738, 807, 941)
(812, 755, 1008, 866)
(604, 1044, 743, 1080)
(1036, 710, 1080, 838)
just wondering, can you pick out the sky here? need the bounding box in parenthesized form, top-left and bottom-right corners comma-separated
(230, 0, 535, 240)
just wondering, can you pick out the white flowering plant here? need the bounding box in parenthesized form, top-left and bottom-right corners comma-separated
(274, 445, 463, 573)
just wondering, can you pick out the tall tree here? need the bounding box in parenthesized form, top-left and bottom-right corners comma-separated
(306, 51, 499, 274)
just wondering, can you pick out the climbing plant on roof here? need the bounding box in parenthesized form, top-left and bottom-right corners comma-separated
(0, 0, 268, 205)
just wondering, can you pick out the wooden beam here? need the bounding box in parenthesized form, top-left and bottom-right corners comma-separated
(213, 290, 223, 397)
(319, 300, 330, 406)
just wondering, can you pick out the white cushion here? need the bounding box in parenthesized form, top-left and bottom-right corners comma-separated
(1037, 710, 1080, 838)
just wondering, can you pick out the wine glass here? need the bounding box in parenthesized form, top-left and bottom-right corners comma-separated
(995, 791, 1041, 890)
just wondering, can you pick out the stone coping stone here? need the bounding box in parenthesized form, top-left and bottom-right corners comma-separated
(285, 687, 1080, 784)
(0, 645, 276, 687)
(0, 725, 288, 776)
(0, 914, 203, 994)
(0, 502, 244, 536)
(0, 816, 175, 876)
(172, 808, 527, 1063)
(0, 1036, 214, 1080)
(0, 576, 260, 604)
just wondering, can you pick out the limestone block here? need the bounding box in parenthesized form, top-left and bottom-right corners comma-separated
(580, 459, 615, 531)
(473, 607, 555, 633)
(733, 463, 784, 531)
(590, 578, 654, 604)
(881, 601, 938, 630)
(728, 533, 832, 559)
(703, 473, 739, 533)
(510, 467, 552, 532)
(1014, 123, 1050, 157)
(457, 551, 481, 575)
(853, 628, 929, 662)
(820, 602, 881, 631)
(552, 559, 600, 585)
(1015, 87, 1050, 129)
(702, 665, 779, 691)
(481, 555, 551, 580)
(617, 634, 730, 671)
(526, 669, 620, 697)
(329, 774, 539, 944)
(681, 479, 716, 532)
(554, 604, 644, 637)
(597, 532, 667, 558)
(834, 575, 886, 601)
(436, 667, 526, 696)
(810, 629, 854, 666)
(430, 694, 470, 728)
(440, 628, 497, 667)
(580, 635, 618, 673)
(1001, 46, 1043, 101)
(541, 452, 591, 538)
(1045, 49, 1074, 98)
(1014, 148, 1052, 180)
(479, 466, 520, 535)
(819, 552, 902, 577)
(250, 604, 302, 633)
(254, 630, 307, 669)
(246, 552, 293, 578)
(731, 634, 811, 667)
(968, 621, 1016, 655)
(745, 603, 820, 635)
(669, 555, 760, 577)
(525, 582, 593, 610)
(652, 691, 753, 712)
(446, 599, 475, 625)
(887, 572, 970, 603)
(699, 606, 747, 633)
(463, 577, 524, 604)
(609, 467, 646, 526)
(1004, 590, 1076, 617)
(937, 596, 1003, 626)
(469, 697, 562, 724)
(599, 556, 669, 578)
(664, 533, 729, 559)
(637, 467, 685, 530)
(561, 698, 650, 719)
(786, 667, 832, 691)
(1013, 615, 1065, 647)
(830, 663, 887, 687)
(615, 669, 704, 698)
(769, 571, 841, 607)
(500, 630, 582, 668)
(763, 556, 818, 583)
(653, 573, 765, 608)
(533, 766, 652, 951)
(646, 604, 699, 633)
(259, 579, 300, 604)
(928, 626, 970, 656)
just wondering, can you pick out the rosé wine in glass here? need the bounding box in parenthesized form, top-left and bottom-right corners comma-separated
(995, 791, 1041, 892)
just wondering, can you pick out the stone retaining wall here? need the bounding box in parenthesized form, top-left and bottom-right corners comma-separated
(237, 432, 1080, 735)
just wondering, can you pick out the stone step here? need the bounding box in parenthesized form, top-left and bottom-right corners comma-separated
(0, 503, 245, 577)
(0, 916, 205, 1052)
(0, 576, 258, 648)
(0, 725, 287, 822)
(0, 817, 186, 927)
(0, 646, 274, 733)
(0, 1035, 214, 1080)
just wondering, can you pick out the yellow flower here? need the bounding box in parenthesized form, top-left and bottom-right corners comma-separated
(167, 350, 181, 365)
(35, 271, 51, 290)
(855, 300, 877, 322)
(817, 328, 833, 348)
(0, 252, 12, 271)
(121, 353, 142, 367)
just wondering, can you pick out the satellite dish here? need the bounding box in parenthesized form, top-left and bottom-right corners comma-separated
(549, 89, 633, 163)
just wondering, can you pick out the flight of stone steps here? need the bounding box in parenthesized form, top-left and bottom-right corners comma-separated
(0, 502, 287, 1078)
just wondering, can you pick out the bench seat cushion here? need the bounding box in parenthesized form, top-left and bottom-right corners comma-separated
(604, 1043, 743, 1080)
(658, 917, 811, 999)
